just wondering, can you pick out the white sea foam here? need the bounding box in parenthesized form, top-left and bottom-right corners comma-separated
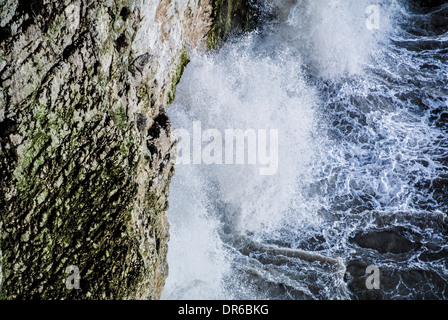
(162, 0, 447, 299)
(162, 37, 319, 298)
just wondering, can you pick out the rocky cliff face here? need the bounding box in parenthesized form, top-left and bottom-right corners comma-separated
(0, 0, 213, 299)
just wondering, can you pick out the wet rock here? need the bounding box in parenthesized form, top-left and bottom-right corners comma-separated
(207, 0, 260, 49)
(344, 260, 383, 300)
(408, 0, 447, 12)
(346, 259, 448, 300)
(418, 247, 448, 265)
(351, 230, 416, 254)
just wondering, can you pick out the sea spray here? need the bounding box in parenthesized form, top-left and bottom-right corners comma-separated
(163, 0, 448, 299)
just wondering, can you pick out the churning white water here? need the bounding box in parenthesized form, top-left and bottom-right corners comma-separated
(162, 0, 448, 300)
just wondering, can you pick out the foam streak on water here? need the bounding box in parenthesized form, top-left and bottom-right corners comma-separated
(162, 0, 448, 300)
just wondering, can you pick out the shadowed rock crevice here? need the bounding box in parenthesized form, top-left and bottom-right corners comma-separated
(344, 213, 448, 300)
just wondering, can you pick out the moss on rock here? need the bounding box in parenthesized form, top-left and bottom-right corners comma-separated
(167, 47, 190, 105)
(207, 0, 259, 49)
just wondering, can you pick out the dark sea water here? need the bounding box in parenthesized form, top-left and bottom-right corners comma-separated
(162, 0, 448, 299)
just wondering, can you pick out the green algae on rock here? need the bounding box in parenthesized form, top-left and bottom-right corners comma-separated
(207, 0, 259, 49)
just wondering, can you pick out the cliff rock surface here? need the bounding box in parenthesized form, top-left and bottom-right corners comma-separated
(0, 0, 213, 299)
